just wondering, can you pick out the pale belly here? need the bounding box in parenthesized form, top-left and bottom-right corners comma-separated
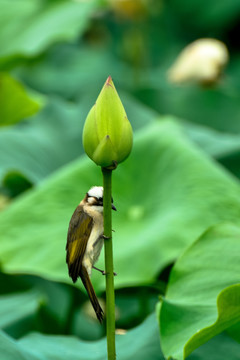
(82, 224, 104, 276)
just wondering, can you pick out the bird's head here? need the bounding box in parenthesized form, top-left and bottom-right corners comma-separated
(85, 186, 116, 212)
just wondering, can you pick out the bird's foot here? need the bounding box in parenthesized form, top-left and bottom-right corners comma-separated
(93, 266, 117, 276)
(101, 234, 111, 240)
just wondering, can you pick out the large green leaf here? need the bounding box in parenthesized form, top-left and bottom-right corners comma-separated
(181, 120, 240, 159)
(185, 285, 240, 358)
(188, 332, 240, 360)
(0, 97, 84, 183)
(0, 313, 163, 360)
(0, 290, 41, 329)
(0, 73, 39, 126)
(180, 120, 240, 179)
(0, 312, 239, 360)
(0, 121, 240, 291)
(0, 0, 102, 61)
(159, 223, 240, 360)
(0, 273, 77, 338)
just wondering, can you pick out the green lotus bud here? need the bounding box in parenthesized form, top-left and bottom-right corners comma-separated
(82, 76, 133, 168)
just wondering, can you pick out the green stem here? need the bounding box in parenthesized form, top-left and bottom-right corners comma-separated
(102, 167, 116, 360)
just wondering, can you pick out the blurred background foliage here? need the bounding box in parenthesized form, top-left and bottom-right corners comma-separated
(0, 0, 240, 359)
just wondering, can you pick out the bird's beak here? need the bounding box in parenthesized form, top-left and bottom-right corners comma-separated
(112, 204, 117, 211)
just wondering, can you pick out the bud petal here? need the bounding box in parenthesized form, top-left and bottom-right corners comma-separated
(93, 135, 117, 168)
(83, 76, 133, 168)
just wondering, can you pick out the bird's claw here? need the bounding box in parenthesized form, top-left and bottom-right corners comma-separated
(101, 234, 111, 240)
(102, 271, 117, 276)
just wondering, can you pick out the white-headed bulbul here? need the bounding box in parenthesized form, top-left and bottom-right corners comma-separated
(66, 186, 117, 322)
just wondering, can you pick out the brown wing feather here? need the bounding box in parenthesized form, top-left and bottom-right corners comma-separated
(66, 205, 93, 282)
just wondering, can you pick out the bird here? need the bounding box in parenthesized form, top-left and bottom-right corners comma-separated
(66, 186, 117, 322)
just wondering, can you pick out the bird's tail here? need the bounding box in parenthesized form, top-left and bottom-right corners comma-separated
(80, 266, 104, 323)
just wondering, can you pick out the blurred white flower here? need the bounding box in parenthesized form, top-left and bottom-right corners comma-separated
(168, 39, 229, 86)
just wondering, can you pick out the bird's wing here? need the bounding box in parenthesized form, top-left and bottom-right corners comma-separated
(66, 206, 93, 282)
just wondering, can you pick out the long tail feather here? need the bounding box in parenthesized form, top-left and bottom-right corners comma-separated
(80, 266, 104, 323)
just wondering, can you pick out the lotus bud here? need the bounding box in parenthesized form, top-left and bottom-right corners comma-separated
(168, 38, 229, 86)
(82, 76, 133, 169)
